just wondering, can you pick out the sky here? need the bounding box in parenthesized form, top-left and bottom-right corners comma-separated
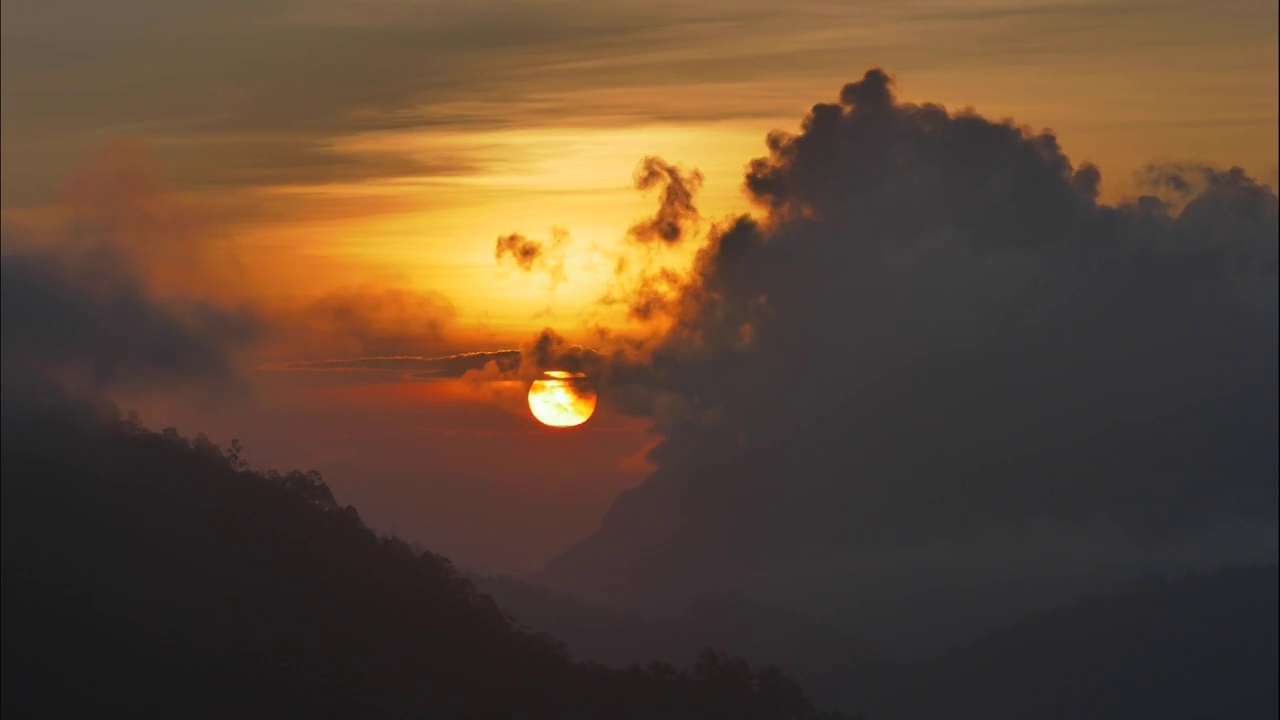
(2, 0, 1277, 581)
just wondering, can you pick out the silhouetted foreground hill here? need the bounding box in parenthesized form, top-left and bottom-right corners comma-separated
(0, 397, 854, 720)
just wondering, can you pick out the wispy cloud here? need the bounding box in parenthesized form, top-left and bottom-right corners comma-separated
(262, 350, 522, 380)
(5, 0, 1274, 207)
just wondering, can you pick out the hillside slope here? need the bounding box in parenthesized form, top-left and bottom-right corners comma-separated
(1, 398, 853, 720)
(878, 565, 1279, 720)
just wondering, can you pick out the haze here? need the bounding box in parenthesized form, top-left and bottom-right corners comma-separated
(3, 1, 1277, 717)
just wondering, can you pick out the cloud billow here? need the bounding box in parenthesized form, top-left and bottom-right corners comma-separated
(629, 156, 704, 245)
(495, 228, 571, 288)
(543, 68, 1279, 617)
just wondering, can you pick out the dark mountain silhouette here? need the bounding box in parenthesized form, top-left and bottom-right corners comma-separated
(0, 394, 856, 720)
(474, 575, 894, 712)
(2, 389, 1272, 720)
(477, 566, 1278, 719)
(881, 565, 1279, 720)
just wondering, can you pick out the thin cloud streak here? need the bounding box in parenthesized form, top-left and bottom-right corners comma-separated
(3, 0, 1274, 205)
(263, 350, 522, 379)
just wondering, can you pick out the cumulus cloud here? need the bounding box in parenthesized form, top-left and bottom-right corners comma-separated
(540, 69, 1279, 630)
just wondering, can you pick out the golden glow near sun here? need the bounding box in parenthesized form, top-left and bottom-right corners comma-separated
(528, 371, 598, 428)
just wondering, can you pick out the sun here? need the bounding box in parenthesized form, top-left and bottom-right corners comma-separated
(528, 371, 597, 428)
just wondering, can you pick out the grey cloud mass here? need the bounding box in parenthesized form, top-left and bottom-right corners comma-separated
(538, 69, 1279, 649)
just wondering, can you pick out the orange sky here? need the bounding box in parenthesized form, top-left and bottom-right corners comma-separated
(2, 0, 1277, 572)
(4, 0, 1277, 338)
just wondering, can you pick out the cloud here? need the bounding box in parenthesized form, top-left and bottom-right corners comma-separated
(4, 0, 1274, 212)
(592, 156, 707, 325)
(625, 267, 687, 321)
(540, 69, 1279, 631)
(0, 0, 782, 203)
(287, 285, 458, 359)
(628, 156, 704, 245)
(459, 328, 610, 383)
(0, 247, 260, 394)
(1, 142, 262, 401)
(495, 233, 547, 271)
(267, 350, 521, 380)
(495, 227, 570, 285)
(2, 141, 475, 404)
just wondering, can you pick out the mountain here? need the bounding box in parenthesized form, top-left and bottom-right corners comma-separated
(880, 565, 1279, 720)
(0, 395, 855, 720)
(479, 564, 1278, 719)
(474, 575, 894, 713)
(7, 392, 1271, 719)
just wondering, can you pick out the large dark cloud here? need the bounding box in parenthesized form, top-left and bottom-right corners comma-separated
(539, 69, 1279, 646)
